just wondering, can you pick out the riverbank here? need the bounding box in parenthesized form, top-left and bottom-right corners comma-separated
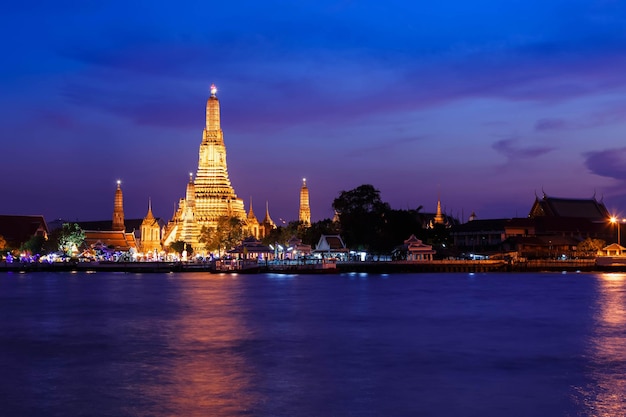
(3, 258, 626, 273)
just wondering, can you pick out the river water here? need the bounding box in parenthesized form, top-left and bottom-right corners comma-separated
(1, 271, 625, 416)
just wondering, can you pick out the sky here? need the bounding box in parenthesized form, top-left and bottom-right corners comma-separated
(3, 0, 626, 224)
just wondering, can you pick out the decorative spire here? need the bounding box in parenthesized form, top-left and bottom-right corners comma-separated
(145, 197, 155, 220)
(263, 201, 275, 227)
(434, 196, 444, 225)
(299, 177, 311, 227)
(206, 83, 220, 131)
(112, 180, 125, 231)
(248, 196, 257, 220)
(185, 173, 195, 204)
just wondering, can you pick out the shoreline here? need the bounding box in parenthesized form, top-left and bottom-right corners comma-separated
(2, 259, 626, 274)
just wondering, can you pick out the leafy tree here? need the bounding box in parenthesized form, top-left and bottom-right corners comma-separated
(301, 218, 340, 247)
(169, 240, 187, 256)
(376, 208, 425, 254)
(0, 235, 6, 251)
(57, 223, 85, 256)
(199, 216, 245, 256)
(20, 235, 46, 256)
(262, 223, 296, 247)
(332, 184, 390, 252)
(577, 238, 605, 258)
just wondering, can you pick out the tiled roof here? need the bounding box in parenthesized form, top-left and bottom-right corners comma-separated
(84, 230, 137, 251)
(0, 215, 48, 247)
(77, 218, 144, 233)
(533, 197, 609, 220)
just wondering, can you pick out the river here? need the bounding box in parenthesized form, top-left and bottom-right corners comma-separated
(1, 271, 625, 416)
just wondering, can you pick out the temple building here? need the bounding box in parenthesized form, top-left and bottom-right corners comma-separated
(82, 181, 139, 255)
(162, 85, 272, 253)
(112, 180, 125, 231)
(299, 178, 311, 227)
(140, 198, 161, 255)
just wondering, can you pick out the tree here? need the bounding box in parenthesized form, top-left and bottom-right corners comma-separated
(20, 235, 46, 256)
(169, 240, 187, 256)
(577, 238, 605, 258)
(376, 208, 425, 254)
(301, 218, 340, 247)
(0, 235, 6, 251)
(199, 216, 245, 256)
(57, 223, 85, 256)
(332, 184, 390, 252)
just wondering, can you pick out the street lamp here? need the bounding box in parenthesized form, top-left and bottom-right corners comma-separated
(610, 217, 621, 246)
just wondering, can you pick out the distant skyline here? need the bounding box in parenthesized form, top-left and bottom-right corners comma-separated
(3, 1, 626, 224)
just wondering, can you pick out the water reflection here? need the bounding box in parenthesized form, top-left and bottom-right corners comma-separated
(144, 276, 261, 416)
(582, 273, 626, 415)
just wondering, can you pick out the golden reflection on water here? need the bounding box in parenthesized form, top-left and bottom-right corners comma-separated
(583, 273, 626, 416)
(139, 276, 260, 416)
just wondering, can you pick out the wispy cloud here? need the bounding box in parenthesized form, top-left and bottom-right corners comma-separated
(492, 138, 555, 160)
(584, 147, 626, 181)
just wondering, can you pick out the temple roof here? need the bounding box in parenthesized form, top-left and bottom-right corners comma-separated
(83, 230, 137, 251)
(315, 234, 348, 252)
(76, 219, 145, 233)
(530, 196, 609, 221)
(0, 215, 48, 247)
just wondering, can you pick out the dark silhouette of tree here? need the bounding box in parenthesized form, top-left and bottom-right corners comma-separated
(332, 184, 390, 252)
(20, 235, 46, 256)
(169, 240, 187, 256)
(301, 218, 340, 247)
(198, 216, 245, 256)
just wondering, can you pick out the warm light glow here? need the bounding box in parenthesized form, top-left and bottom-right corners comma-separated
(611, 216, 617, 224)
(210, 83, 217, 95)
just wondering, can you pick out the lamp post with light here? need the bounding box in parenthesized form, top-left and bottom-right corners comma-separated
(610, 216, 621, 246)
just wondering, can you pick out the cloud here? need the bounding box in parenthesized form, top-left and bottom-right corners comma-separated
(584, 147, 626, 181)
(492, 138, 555, 160)
(534, 101, 626, 132)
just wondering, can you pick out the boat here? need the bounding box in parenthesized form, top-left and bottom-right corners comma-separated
(266, 258, 337, 274)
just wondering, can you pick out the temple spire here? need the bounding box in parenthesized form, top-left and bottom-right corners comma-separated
(145, 197, 155, 220)
(299, 177, 311, 227)
(112, 180, 125, 231)
(264, 201, 275, 227)
(434, 196, 444, 225)
(206, 83, 221, 132)
(248, 196, 256, 219)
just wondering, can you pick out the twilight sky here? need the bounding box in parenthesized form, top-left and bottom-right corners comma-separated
(3, 0, 626, 224)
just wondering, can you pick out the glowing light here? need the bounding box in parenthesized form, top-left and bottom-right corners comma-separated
(117, 180, 121, 185)
(210, 84, 217, 95)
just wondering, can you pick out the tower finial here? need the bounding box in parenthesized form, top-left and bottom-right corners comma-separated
(210, 83, 217, 97)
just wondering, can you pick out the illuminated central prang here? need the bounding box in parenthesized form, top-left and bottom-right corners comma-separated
(163, 84, 247, 252)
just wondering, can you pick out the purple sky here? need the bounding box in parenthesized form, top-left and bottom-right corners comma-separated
(3, 1, 626, 224)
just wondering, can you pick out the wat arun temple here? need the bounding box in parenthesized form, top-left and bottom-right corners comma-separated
(83, 84, 312, 257)
(159, 85, 287, 253)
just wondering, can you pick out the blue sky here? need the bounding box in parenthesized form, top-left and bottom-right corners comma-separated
(3, 0, 626, 223)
